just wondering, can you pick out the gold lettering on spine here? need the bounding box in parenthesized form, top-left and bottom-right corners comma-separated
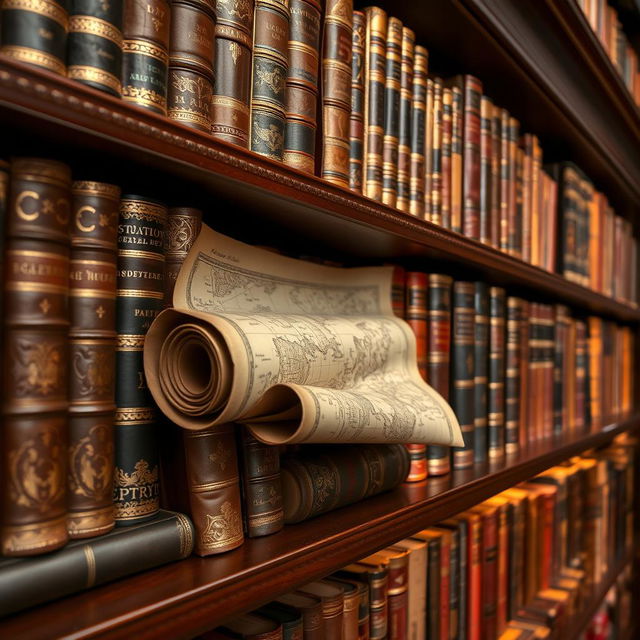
(76, 204, 97, 233)
(16, 191, 40, 221)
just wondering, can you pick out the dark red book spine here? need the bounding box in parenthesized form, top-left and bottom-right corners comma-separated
(460, 75, 482, 241)
(480, 508, 498, 640)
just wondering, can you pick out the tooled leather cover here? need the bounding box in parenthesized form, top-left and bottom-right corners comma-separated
(499, 109, 510, 252)
(68, 180, 120, 539)
(68, 0, 124, 97)
(460, 75, 482, 241)
(507, 117, 521, 258)
(490, 105, 501, 249)
(505, 297, 522, 454)
(238, 427, 283, 537)
(284, 0, 321, 174)
(212, 0, 254, 147)
(408, 45, 426, 218)
(298, 582, 344, 640)
(183, 425, 244, 556)
(488, 286, 505, 461)
(452, 281, 475, 470)
(250, 0, 290, 161)
(321, 0, 352, 187)
(325, 578, 359, 640)
(473, 282, 488, 465)
(426, 273, 452, 476)
(0, 0, 68, 75)
(396, 27, 413, 214)
(349, 10, 365, 192)
(381, 16, 401, 209)
(430, 78, 443, 226)
(114, 195, 166, 525)
(0, 509, 194, 616)
(2, 158, 71, 557)
(479, 95, 493, 245)
(440, 87, 452, 230)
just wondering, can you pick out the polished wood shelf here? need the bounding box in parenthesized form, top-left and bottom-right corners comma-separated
(0, 58, 637, 323)
(1, 415, 637, 640)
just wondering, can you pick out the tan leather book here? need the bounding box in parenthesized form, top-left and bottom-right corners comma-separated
(393, 539, 427, 640)
(274, 591, 324, 640)
(298, 580, 344, 640)
(325, 578, 360, 640)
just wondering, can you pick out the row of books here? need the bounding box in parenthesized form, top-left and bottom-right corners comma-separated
(576, 0, 640, 106)
(1, 0, 638, 309)
(204, 439, 636, 640)
(393, 268, 635, 479)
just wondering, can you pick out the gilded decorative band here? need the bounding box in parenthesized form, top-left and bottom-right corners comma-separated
(1, 45, 66, 75)
(69, 15, 122, 45)
(122, 39, 169, 64)
(2, 0, 67, 27)
(68, 65, 122, 95)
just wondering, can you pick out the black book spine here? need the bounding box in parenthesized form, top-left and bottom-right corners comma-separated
(67, 0, 124, 96)
(505, 297, 521, 454)
(473, 282, 488, 464)
(488, 287, 506, 461)
(426, 537, 441, 640)
(114, 196, 166, 525)
(0, 510, 194, 617)
(457, 518, 468, 640)
(348, 10, 365, 192)
(395, 26, 413, 214)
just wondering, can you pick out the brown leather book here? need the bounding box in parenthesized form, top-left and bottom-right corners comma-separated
(321, 0, 353, 187)
(488, 286, 505, 461)
(518, 300, 530, 449)
(274, 591, 324, 640)
(484, 496, 510, 636)
(212, 0, 255, 147)
(284, 0, 322, 174)
(1, 158, 72, 556)
(411, 529, 440, 640)
(208, 612, 283, 639)
(183, 424, 244, 556)
(507, 117, 521, 258)
(489, 104, 501, 249)
(121, 0, 170, 114)
(396, 26, 414, 213)
(460, 509, 481, 640)
(440, 86, 452, 230)
(521, 135, 533, 264)
(505, 298, 522, 455)
(298, 581, 344, 640)
(331, 577, 369, 640)
(325, 578, 360, 640)
(473, 281, 488, 464)
(362, 6, 386, 200)
(430, 77, 443, 226)
(423, 76, 434, 220)
(392, 538, 426, 640)
(344, 559, 388, 640)
(349, 10, 366, 192)
(238, 427, 283, 537)
(68, 180, 120, 539)
(258, 602, 304, 640)
(448, 82, 462, 235)
(250, 0, 290, 161)
(471, 503, 498, 640)
(500, 488, 528, 620)
(168, 0, 216, 132)
(408, 46, 427, 218)
(479, 95, 493, 245)
(498, 108, 510, 252)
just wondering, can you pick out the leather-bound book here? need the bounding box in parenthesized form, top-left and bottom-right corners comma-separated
(280, 444, 409, 523)
(521, 134, 534, 264)
(284, 0, 321, 174)
(452, 281, 475, 469)
(517, 300, 529, 449)
(209, 613, 283, 639)
(440, 518, 467, 640)
(298, 581, 344, 640)
(473, 281, 488, 464)
(498, 108, 510, 252)
(274, 591, 324, 640)
(460, 510, 481, 640)
(507, 117, 521, 257)
(526, 303, 539, 443)
(488, 286, 505, 461)
(393, 538, 427, 640)
(501, 488, 528, 619)
(408, 45, 427, 218)
(381, 16, 402, 209)
(395, 26, 414, 213)
(435, 530, 451, 640)
(329, 577, 369, 640)
(349, 10, 365, 191)
(554, 305, 570, 435)
(489, 104, 501, 249)
(183, 425, 243, 555)
(479, 95, 492, 245)
(429, 77, 443, 226)
(448, 82, 462, 235)
(250, 0, 290, 161)
(0, 0, 68, 74)
(542, 305, 555, 438)
(167, 0, 216, 132)
(514, 147, 524, 259)
(325, 578, 360, 640)
(238, 427, 283, 537)
(530, 139, 543, 267)
(68, 180, 120, 539)
(211, 0, 254, 146)
(67, 0, 123, 96)
(440, 87, 452, 230)
(472, 503, 498, 640)
(164, 206, 202, 307)
(0, 509, 193, 616)
(362, 6, 386, 200)
(412, 529, 440, 640)
(426, 273, 452, 476)
(1, 158, 71, 557)
(575, 320, 587, 431)
(485, 496, 510, 636)
(505, 297, 521, 454)
(114, 195, 166, 525)
(320, 0, 352, 187)
(258, 603, 303, 640)
(422, 76, 434, 220)
(558, 164, 581, 284)
(121, 0, 170, 114)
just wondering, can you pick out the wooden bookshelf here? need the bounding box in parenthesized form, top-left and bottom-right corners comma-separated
(0, 414, 637, 640)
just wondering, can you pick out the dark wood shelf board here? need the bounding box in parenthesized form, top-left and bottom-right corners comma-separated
(1, 415, 637, 640)
(0, 58, 637, 323)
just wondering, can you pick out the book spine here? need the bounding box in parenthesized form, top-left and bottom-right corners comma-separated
(507, 117, 521, 257)
(499, 109, 509, 252)
(426, 538, 441, 640)
(518, 300, 530, 449)
(576, 320, 587, 430)
(164, 207, 202, 307)
(0, 510, 194, 616)
(489, 105, 501, 249)
(467, 513, 482, 640)
(387, 557, 409, 640)
(1, 158, 72, 556)
(405, 271, 428, 382)
(68, 180, 120, 539)
(341, 587, 360, 640)
(183, 424, 244, 555)
(447, 529, 460, 639)
(479, 95, 493, 245)
(356, 583, 370, 640)
(505, 298, 521, 454)
(457, 520, 468, 640)
(473, 282, 488, 464)
(495, 504, 509, 635)
(114, 195, 166, 524)
(449, 83, 462, 234)
(284, 0, 321, 174)
(452, 281, 475, 469)
(423, 76, 434, 220)
(250, 0, 290, 161)
(553, 306, 568, 435)
(542, 305, 555, 437)
(349, 10, 365, 191)
(239, 427, 284, 537)
(381, 16, 402, 208)
(429, 78, 443, 225)
(212, 0, 254, 147)
(362, 6, 386, 200)
(488, 287, 506, 461)
(121, 0, 170, 114)
(369, 568, 389, 640)
(461, 75, 482, 240)
(168, 0, 216, 132)
(440, 87, 452, 230)
(522, 134, 534, 264)
(427, 273, 452, 476)
(480, 510, 498, 640)
(396, 27, 414, 214)
(439, 534, 450, 640)
(0, 0, 68, 75)
(514, 146, 524, 259)
(67, 0, 123, 96)
(319, 593, 344, 639)
(408, 46, 427, 218)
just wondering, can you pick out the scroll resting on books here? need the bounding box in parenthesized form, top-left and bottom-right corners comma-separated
(144, 225, 462, 446)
